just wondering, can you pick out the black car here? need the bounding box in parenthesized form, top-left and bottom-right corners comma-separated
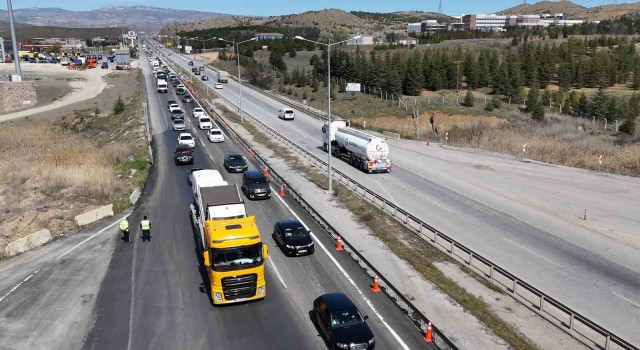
(171, 109, 185, 119)
(188, 61, 194, 66)
(173, 80, 182, 87)
(313, 293, 375, 350)
(194, 70, 201, 76)
(223, 154, 248, 173)
(274, 220, 314, 256)
(201, 75, 209, 81)
(174, 144, 193, 165)
(241, 170, 271, 200)
(182, 95, 193, 103)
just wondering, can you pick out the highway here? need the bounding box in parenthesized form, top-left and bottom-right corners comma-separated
(84, 50, 429, 350)
(153, 42, 640, 346)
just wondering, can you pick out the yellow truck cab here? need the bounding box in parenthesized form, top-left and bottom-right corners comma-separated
(202, 216, 268, 304)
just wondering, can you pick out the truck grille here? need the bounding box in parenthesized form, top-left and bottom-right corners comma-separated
(350, 344, 368, 350)
(221, 274, 257, 300)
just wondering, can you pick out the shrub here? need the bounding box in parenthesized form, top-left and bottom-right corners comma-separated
(113, 96, 125, 115)
(485, 102, 494, 111)
(531, 104, 545, 121)
(464, 90, 474, 107)
(619, 119, 636, 135)
(492, 97, 502, 109)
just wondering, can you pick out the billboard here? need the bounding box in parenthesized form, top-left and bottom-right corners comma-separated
(127, 30, 137, 38)
(185, 45, 192, 53)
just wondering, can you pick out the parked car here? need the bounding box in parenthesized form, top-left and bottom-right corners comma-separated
(241, 170, 271, 200)
(192, 107, 205, 118)
(182, 95, 193, 103)
(174, 144, 193, 165)
(214, 83, 223, 89)
(223, 154, 248, 173)
(198, 117, 213, 130)
(313, 293, 375, 350)
(171, 109, 185, 120)
(273, 220, 314, 256)
(177, 133, 196, 148)
(172, 118, 186, 131)
(208, 128, 224, 143)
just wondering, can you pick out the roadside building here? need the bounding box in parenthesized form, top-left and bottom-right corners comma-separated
(407, 23, 422, 33)
(351, 35, 375, 45)
(396, 37, 418, 46)
(254, 33, 284, 40)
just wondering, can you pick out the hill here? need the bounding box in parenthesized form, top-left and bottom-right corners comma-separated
(499, 0, 640, 21)
(162, 8, 454, 35)
(0, 6, 230, 32)
(0, 21, 125, 42)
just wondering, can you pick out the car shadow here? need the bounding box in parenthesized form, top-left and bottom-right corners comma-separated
(308, 309, 330, 348)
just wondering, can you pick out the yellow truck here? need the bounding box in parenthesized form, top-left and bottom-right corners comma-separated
(189, 169, 268, 305)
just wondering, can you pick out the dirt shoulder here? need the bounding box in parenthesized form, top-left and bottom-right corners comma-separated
(0, 68, 148, 255)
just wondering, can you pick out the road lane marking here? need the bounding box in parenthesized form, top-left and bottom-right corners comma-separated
(376, 180, 399, 206)
(57, 218, 127, 260)
(127, 215, 140, 350)
(271, 186, 411, 350)
(504, 238, 562, 268)
(267, 259, 288, 289)
(611, 291, 640, 308)
(0, 269, 40, 304)
(414, 191, 454, 212)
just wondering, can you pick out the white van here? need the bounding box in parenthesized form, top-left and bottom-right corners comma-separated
(278, 108, 295, 120)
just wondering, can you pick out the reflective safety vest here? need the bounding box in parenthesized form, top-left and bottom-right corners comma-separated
(140, 220, 151, 230)
(119, 220, 129, 231)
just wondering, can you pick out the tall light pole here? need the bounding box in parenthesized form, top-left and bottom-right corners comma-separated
(6, 0, 22, 81)
(295, 35, 360, 193)
(190, 37, 217, 53)
(218, 37, 256, 123)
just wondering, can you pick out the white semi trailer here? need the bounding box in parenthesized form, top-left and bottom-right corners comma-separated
(322, 120, 392, 173)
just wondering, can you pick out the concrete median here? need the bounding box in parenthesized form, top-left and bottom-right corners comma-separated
(75, 204, 114, 227)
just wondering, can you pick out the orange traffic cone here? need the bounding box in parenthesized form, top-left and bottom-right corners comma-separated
(335, 235, 344, 251)
(279, 185, 285, 197)
(424, 321, 433, 343)
(232, 133, 237, 141)
(248, 149, 254, 157)
(371, 275, 381, 292)
(263, 167, 269, 177)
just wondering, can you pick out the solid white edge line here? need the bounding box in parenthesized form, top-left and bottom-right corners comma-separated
(127, 216, 139, 350)
(0, 269, 40, 303)
(57, 217, 127, 260)
(270, 185, 411, 350)
(611, 291, 640, 308)
(266, 259, 288, 289)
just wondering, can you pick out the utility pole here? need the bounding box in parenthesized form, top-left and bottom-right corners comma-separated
(6, 0, 22, 81)
(438, 0, 442, 16)
(453, 60, 462, 95)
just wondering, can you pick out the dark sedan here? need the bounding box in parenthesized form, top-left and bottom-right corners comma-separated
(182, 95, 193, 103)
(223, 154, 248, 173)
(274, 220, 314, 256)
(174, 144, 193, 165)
(313, 293, 375, 350)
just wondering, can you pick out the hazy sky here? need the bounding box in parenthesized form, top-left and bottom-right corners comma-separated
(3, 0, 624, 16)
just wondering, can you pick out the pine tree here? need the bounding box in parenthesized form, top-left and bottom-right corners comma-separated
(590, 87, 609, 119)
(464, 90, 474, 107)
(428, 69, 443, 91)
(619, 119, 636, 135)
(289, 47, 297, 58)
(526, 85, 540, 113)
(531, 103, 545, 121)
(578, 92, 589, 115)
(113, 96, 125, 115)
(541, 88, 552, 107)
(311, 74, 319, 92)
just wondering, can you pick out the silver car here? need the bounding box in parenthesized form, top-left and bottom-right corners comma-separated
(172, 119, 186, 131)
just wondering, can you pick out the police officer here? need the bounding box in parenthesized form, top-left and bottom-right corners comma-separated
(140, 216, 151, 240)
(119, 218, 130, 241)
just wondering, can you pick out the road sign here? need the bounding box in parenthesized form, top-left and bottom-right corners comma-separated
(346, 83, 361, 92)
(185, 45, 192, 53)
(128, 30, 136, 38)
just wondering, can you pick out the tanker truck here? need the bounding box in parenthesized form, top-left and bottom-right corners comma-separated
(322, 120, 392, 173)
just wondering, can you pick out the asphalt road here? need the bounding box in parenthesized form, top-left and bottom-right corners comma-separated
(83, 50, 430, 350)
(153, 42, 640, 346)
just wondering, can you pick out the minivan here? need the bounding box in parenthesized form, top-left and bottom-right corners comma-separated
(241, 170, 271, 200)
(278, 108, 295, 120)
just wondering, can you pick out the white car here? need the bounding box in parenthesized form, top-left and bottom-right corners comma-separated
(208, 128, 225, 143)
(176, 84, 185, 90)
(192, 107, 205, 118)
(214, 83, 223, 89)
(168, 103, 181, 113)
(177, 133, 196, 148)
(198, 117, 213, 130)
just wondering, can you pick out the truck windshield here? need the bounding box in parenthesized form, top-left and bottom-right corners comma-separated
(211, 243, 263, 271)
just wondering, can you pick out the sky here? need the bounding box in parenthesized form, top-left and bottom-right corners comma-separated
(2, 0, 625, 16)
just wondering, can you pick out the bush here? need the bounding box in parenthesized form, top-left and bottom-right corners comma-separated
(464, 90, 474, 107)
(531, 104, 545, 121)
(302, 90, 308, 100)
(485, 102, 494, 111)
(113, 96, 125, 115)
(287, 87, 293, 95)
(619, 119, 636, 135)
(492, 97, 502, 109)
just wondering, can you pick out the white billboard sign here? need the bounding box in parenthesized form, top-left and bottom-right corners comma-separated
(128, 30, 136, 38)
(185, 45, 192, 53)
(346, 83, 361, 92)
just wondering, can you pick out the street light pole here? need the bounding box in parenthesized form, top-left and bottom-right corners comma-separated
(219, 37, 256, 123)
(6, 0, 22, 80)
(295, 35, 360, 193)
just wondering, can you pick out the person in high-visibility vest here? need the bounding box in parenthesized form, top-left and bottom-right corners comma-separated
(119, 218, 130, 241)
(140, 216, 151, 240)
